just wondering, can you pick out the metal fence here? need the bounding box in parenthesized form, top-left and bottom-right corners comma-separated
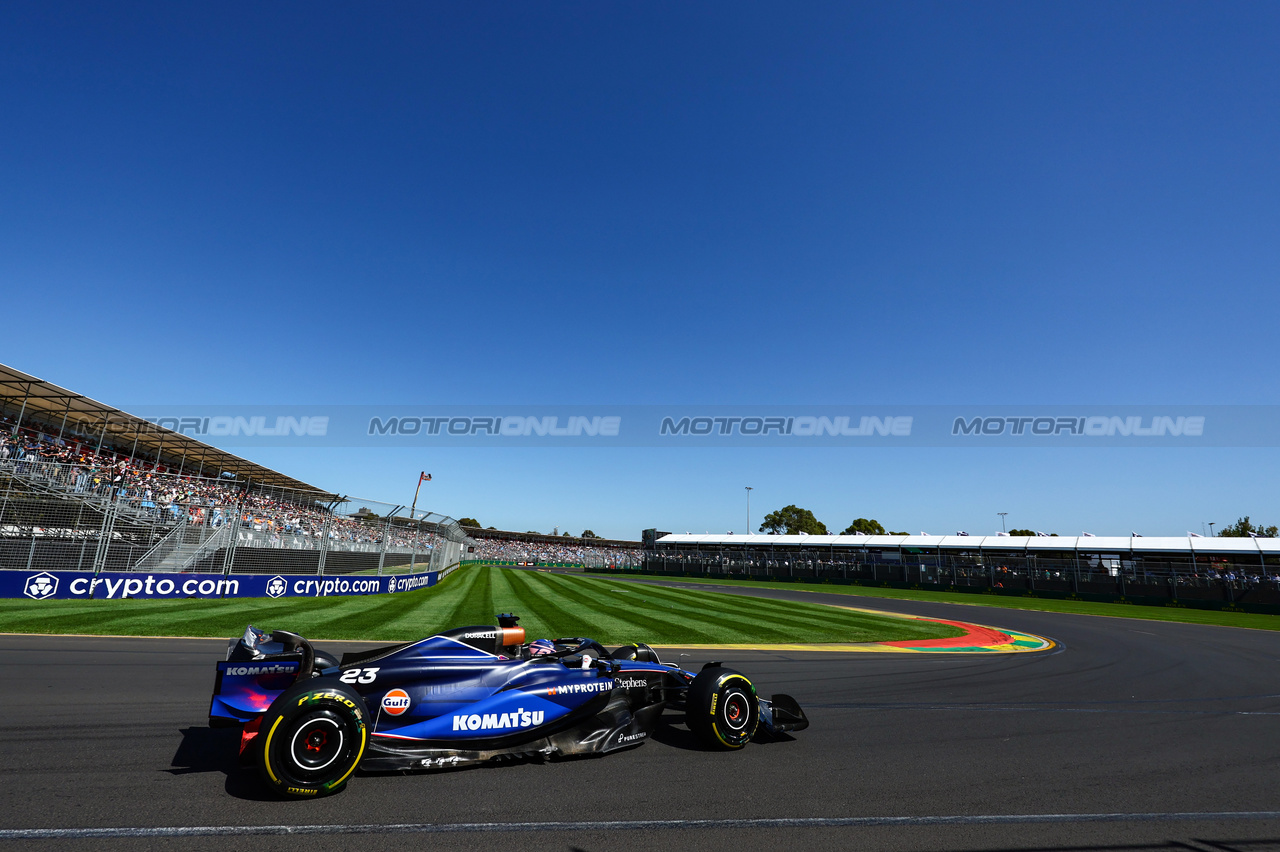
(642, 545, 1280, 605)
(0, 459, 470, 578)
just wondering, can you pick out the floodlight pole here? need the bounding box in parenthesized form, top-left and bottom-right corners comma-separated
(745, 486, 753, 534)
(1208, 522, 1216, 537)
(998, 512, 1008, 533)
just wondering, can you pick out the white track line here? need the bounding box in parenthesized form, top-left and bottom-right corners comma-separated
(4, 812, 1280, 839)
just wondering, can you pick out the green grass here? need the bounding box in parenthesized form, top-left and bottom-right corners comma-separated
(586, 573, 1280, 632)
(0, 566, 962, 644)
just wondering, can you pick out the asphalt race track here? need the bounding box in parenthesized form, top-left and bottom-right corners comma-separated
(2, 584, 1279, 852)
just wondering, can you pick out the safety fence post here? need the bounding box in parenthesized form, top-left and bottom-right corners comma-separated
(377, 516, 391, 576)
(317, 513, 332, 576)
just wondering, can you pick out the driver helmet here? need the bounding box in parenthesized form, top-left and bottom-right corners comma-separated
(527, 638, 556, 656)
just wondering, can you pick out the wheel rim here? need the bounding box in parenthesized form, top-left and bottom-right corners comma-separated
(290, 716, 344, 771)
(722, 689, 751, 731)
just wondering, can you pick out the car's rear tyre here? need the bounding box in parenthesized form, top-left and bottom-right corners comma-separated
(258, 679, 368, 797)
(685, 667, 758, 749)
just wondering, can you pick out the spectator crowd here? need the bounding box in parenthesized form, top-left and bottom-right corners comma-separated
(469, 536, 642, 567)
(0, 419, 444, 554)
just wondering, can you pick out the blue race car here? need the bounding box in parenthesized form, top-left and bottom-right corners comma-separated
(209, 614, 808, 797)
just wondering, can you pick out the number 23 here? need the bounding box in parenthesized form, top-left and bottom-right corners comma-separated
(339, 667, 379, 684)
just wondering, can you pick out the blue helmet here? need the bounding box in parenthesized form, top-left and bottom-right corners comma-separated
(527, 638, 556, 656)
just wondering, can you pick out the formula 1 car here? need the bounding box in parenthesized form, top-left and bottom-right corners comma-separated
(208, 615, 808, 797)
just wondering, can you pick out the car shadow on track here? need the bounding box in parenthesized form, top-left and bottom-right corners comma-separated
(649, 720, 796, 751)
(168, 726, 279, 801)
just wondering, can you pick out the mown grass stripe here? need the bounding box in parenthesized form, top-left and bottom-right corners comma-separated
(597, 580, 841, 635)
(567, 573, 948, 642)
(432, 564, 487, 628)
(0, 566, 962, 644)
(580, 577, 840, 643)
(501, 569, 589, 640)
(533, 571, 726, 642)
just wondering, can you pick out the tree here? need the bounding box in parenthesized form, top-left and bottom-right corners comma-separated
(581, 530, 598, 539)
(758, 505, 827, 535)
(888, 531, 909, 535)
(841, 518, 885, 535)
(1008, 528, 1035, 536)
(1218, 516, 1279, 537)
(457, 517, 480, 528)
(562, 531, 573, 537)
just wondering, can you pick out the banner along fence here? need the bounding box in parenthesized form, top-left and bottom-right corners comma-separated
(0, 564, 455, 600)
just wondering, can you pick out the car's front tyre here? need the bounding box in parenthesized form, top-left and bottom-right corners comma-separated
(685, 667, 759, 749)
(258, 679, 368, 797)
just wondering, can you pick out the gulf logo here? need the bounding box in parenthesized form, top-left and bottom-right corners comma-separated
(381, 689, 411, 716)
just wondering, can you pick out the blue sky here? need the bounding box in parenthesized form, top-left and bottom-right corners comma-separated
(3, 2, 1279, 538)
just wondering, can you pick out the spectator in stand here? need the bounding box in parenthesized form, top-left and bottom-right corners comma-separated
(469, 535, 641, 567)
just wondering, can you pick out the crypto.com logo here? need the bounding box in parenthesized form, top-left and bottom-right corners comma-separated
(23, 572, 59, 600)
(265, 576, 288, 598)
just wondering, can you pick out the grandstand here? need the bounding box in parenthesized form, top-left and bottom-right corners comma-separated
(0, 363, 469, 578)
(464, 526, 642, 568)
(642, 533, 1280, 608)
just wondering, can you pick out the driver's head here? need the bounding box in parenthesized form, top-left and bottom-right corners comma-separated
(527, 639, 556, 656)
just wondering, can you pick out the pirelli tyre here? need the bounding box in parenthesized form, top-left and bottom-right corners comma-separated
(258, 679, 369, 797)
(685, 667, 759, 749)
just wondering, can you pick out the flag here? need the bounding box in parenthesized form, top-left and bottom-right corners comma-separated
(420, 472, 432, 482)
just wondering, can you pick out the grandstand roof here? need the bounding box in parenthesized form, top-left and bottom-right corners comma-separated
(655, 533, 1280, 555)
(0, 363, 332, 495)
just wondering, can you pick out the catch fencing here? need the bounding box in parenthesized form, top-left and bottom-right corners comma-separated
(465, 553, 644, 571)
(0, 458, 470, 580)
(632, 545, 1280, 611)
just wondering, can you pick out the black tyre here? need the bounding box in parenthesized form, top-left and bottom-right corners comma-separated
(258, 679, 368, 797)
(685, 667, 758, 749)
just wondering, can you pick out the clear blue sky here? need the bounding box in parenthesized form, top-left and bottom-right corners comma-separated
(3, 2, 1278, 538)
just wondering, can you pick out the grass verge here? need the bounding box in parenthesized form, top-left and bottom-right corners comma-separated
(586, 574, 1280, 632)
(0, 566, 963, 644)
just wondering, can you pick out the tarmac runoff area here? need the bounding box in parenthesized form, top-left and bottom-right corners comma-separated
(0, 583, 1278, 852)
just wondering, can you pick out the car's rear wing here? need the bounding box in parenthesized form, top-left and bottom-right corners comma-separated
(209, 625, 315, 726)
